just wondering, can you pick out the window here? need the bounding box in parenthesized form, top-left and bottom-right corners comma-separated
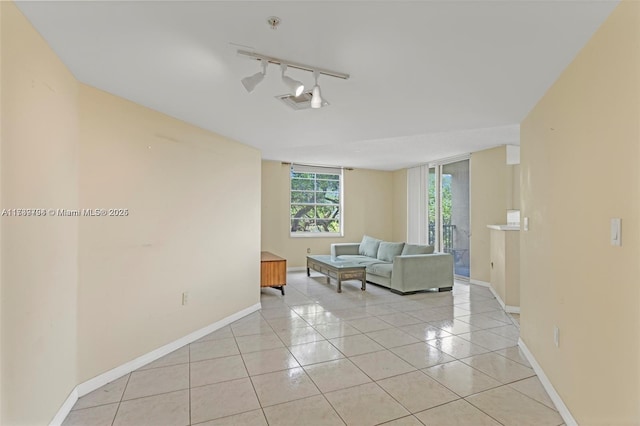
(290, 164, 343, 237)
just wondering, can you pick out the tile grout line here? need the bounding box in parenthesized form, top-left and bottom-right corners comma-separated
(318, 393, 349, 426)
(488, 347, 534, 368)
(457, 350, 535, 379)
(421, 363, 504, 401)
(199, 278, 528, 424)
(455, 356, 535, 385)
(462, 393, 510, 426)
(110, 372, 132, 426)
(383, 373, 440, 418)
(506, 381, 561, 413)
(115, 387, 191, 405)
(278, 292, 420, 424)
(328, 347, 409, 410)
(234, 327, 270, 426)
(381, 294, 540, 412)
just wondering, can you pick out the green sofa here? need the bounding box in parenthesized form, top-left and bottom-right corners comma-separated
(331, 235, 454, 294)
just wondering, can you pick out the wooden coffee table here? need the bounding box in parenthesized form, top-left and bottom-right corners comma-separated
(306, 255, 366, 293)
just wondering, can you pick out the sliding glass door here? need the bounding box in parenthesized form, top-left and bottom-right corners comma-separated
(428, 158, 470, 279)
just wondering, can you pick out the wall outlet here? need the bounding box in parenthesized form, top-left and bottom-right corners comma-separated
(553, 325, 559, 347)
(307, 248, 311, 254)
(182, 291, 189, 306)
(611, 218, 621, 246)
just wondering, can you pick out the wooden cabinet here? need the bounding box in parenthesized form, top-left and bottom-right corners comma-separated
(260, 251, 286, 295)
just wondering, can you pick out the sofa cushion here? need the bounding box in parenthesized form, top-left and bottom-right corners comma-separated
(401, 244, 435, 255)
(377, 242, 405, 262)
(359, 259, 390, 267)
(335, 255, 374, 264)
(335, 256, 389, 268)
(366, 263, 393, 279)
(359, 235, 382, 258)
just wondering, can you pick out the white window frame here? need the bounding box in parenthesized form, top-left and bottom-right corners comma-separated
(289, 164, 344, 238)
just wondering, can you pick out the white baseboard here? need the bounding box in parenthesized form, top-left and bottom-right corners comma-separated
(287, 266, 306, 272)
(50, 302, 261, 426)
(488, 285, 506, 310)
(505, 305, 520, 314)
(518, 338, 577, 426)
(49, 387, 78, 426)
(486, 284, 520, 314)
(469, 279, 490, 287)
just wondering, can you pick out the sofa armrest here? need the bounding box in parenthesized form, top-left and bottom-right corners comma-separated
(391, 253, 454, 292)
(331, 243, 360, 258)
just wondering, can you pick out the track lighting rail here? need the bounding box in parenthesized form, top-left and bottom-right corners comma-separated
(237, 50, 350, 80)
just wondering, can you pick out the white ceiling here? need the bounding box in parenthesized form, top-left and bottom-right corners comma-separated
(16, 1, 618, 171)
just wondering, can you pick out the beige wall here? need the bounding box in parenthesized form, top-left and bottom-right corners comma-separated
(1, 3, 261, 423)
(489, 230, 507, 301)
(469, 146, 509, 283)
(520, 2, 640, 423)
(0, 3, 4, 422)
(489, 229, 520, 307)
(510, 164, 521, 210)
(77, 85, 261, 382)
(1, 2, 79, 424)
(261, 161, 394, 267)
(504, 231, 520, 307)
(392, 169, 407, 242)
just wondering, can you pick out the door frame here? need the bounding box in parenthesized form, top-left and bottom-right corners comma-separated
(428, 154, 470, 280)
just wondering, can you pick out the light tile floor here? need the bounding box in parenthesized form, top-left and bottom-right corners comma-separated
(63, 272, 564, 426)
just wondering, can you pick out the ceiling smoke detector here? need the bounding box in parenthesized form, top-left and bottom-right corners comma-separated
(267, 16, 281, 30)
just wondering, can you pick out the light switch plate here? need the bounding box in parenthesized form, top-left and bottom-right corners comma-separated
(611, 218, 621, 246)
(523, 217, 529, 231)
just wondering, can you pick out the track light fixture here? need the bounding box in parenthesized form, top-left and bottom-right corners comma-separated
(311, 70, 323, 109)
(280, 64, 304, 97)
(241, 58, 268, 93)
(237, 50, 349, 108)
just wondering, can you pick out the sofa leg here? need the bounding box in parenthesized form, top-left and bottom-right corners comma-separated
(438, 287, 453, 292)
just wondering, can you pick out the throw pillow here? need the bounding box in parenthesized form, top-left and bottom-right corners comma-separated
(377, 242, 405, 262)
(359, 235, 382, 258)
(401, 244, 435, 255)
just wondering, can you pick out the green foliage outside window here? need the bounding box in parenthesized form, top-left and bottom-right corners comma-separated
(428, 172, 452, 246)
(428, 173, 452, 224)
(290, 172, 341, 234)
